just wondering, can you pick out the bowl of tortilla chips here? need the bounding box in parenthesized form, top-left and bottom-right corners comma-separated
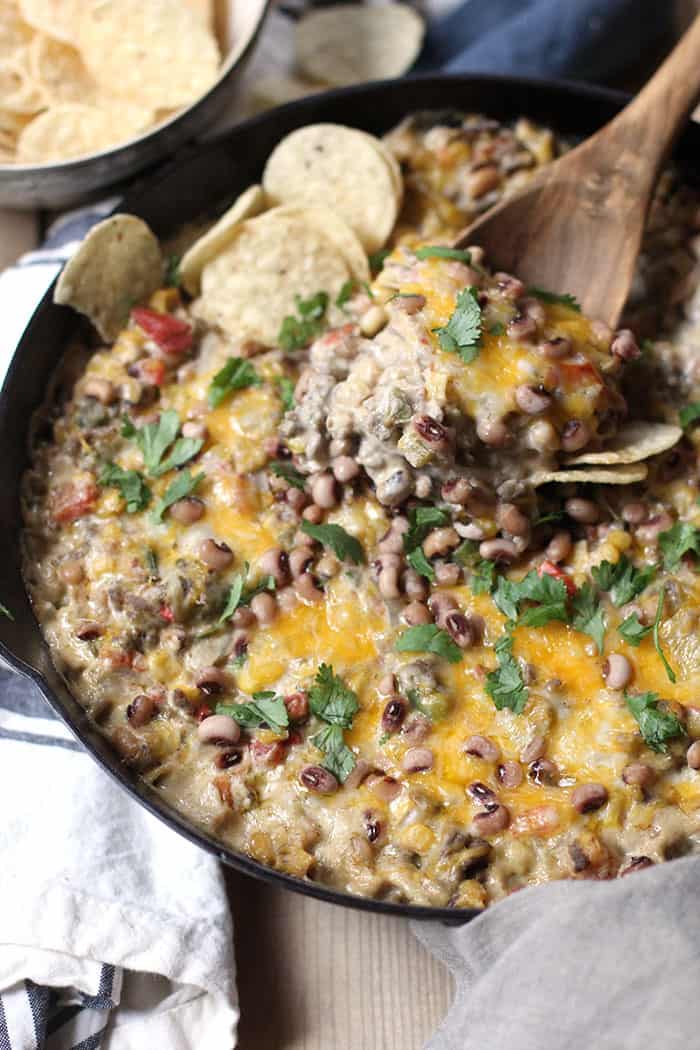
(0, 0, 270, 209)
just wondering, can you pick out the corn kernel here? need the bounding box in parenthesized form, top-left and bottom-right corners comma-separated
(451, 879, 487, 909)
(149, 287, 181, 312)
(399, 823, 435, 854)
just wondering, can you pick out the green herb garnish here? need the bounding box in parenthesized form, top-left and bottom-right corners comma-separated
(0, 602, 14, 621)
(625, 690, 685, 752)
(618, 612, 652, 647)
(300, 521, 363, 564)
(485, 633, 528, 713)
(679, 402, 700, 429)
(652, 587, 676, 684)
(98, 463, 151, 513)
(471, 559, 496, 595)
(275, 375, 296, 412)
(218, 571, 246, 624)
(395, 624, 462, 663)
(278, 292, 329, 351)
(335, 279, 356, 309)
(492, 569, 569, 628)
(208, 357, 260, 408)
(414, 245, 472, 263)
(145, 547, 159, 580)
(402, 505, 450, 580)
(270, 461, 306, 490)
(122, 409, 202, 477)
(452, 540, 480, 567)
(527, 286, 581, 311)
(433, 286, 482, 363)
(309, 663, 359, 727)
(311, 723, 357, 782)
(658, 521, 700, 571)
(571, 581, 606, 654)
(151, 469, 204, 522)
(592, 556, 655, 608)
(217, 695, 289, 735)
(368, 249, 390, 273)
(165, 254, 181, 287)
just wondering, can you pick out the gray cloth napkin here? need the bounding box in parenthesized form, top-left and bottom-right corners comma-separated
(413, 855, 700, 1048)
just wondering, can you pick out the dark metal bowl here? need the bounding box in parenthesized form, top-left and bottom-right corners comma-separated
(4, 74, 700, 922)
(0, 0, 270, 210)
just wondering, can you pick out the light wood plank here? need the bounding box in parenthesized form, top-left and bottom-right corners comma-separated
(227, 871, 453, 1050)
(0, 210, 39, 272)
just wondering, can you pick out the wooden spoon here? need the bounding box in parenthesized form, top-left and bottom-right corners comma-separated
(454, 15, 700, 327)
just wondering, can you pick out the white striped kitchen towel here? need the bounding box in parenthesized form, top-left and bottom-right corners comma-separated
(0, 199, 239, 1048)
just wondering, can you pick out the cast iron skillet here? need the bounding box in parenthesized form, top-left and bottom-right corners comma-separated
(3, 75, 700, 924)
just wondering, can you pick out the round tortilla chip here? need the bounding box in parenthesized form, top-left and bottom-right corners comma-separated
(77, 0, 220, 111)
(263, 123, 400, 253)
(564, 421, 682, 466)
(0, 55, 45, 114)
(29, 33, 98, 104)
(180, 184, 268, 296)
(296, 4, 425, 86)
(532, 463, 648, 488)
(17, 102, 153, 163)
(18, 0, 79, 44)
(54, 214, 163, 342)
(194, 210, 352, 346)
(248, 75, 324, 115)
(0, 3, 34, 62)
(258, 204, 370, 284)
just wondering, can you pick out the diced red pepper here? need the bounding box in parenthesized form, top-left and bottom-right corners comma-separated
(134, 357, 166, 387)
(131, 306, 193, 355)
(51, 478, 98, 523)
(250, 739, 287, 767)
(159, 603, 175, 623)
(538, 559, 576, 597)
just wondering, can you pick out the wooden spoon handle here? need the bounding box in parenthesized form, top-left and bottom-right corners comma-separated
(589, 13, 700, 186)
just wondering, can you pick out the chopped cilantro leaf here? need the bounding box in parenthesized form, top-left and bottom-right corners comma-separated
(414, 245, 472, 263)
(275, 375, 295, 412)
(368, 249, 390, 273)
(403, 505, 450, 555)
(679, 402, 700, 429)
(652, 587, 676, 684)
(434, 286, 482, 363)
(618, 612, 652, 647)
(121, 409, 202, 477)
(485, 633, 528, 713)
(659, 521, 700, 571)
(165, 254, 181, 287)
(592, 556, 655, 607)
(217, 695, 289, 734)
(527, 286, 581, 311)
(0, 602, 14, 621)
(218, 570, 246, 624)
(491, 569, 569, 627)
(208, 357, 260, 408)
(534, 511, 565, 527)
(151, 469, 204, 522)
(98, 462, 151, 513)
(625, 690, 685, 752)
(270, 460, 306, 490)
(471, 559, 496, 595)
(571, 582, 606, 654)
(395, 624, 462, 663)
(452, 540, 480, 567)
(145, 547, 159, 580)
(309, 664, 359, 728)
(278, 292, 329, 351)
(311, 722, 356, 782)
(407, 547, 436, 582)
(335, 279, 356, 309)
(300, 521, 363, 564)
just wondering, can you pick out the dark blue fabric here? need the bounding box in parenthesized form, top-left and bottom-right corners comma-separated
(419, 0, 674, 82)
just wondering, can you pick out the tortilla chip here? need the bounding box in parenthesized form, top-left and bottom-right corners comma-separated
(18, 0, 79, 44)
(532, 464, 648, 487)
(0, 3, 35, 60)
(17, 102, 153, 163)
(0, 55, 45, 114)
(263, 123, 401, 254)
(296, 4, 425, 87)
(77, 0, 220, 111)
(54, 214, 163, 341)
(263, 205, 370, 284)
(180, 184, 267, 296)
(29, 33, 98, 105)
(194, 209, 352, 346)
(564, 421, 682, 466)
